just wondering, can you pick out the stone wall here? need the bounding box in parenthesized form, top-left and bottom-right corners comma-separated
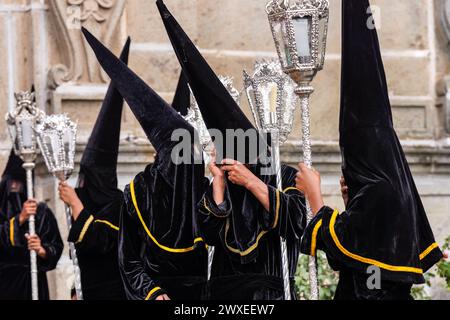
(0, 0, 449, 299)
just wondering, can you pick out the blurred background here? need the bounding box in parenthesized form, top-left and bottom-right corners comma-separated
(0, 0, 449, 299)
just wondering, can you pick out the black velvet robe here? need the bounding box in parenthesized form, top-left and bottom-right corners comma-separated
(0, 200, 63, 300)
(301, 205, 442, 300)
(299, 0, 443, 301)
(67, 193, 126, 300)
(198, 165, 306, 300)
(119, 160, 209, 300)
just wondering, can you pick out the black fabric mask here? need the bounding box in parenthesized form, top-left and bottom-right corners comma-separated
(0, 150, 27, 218)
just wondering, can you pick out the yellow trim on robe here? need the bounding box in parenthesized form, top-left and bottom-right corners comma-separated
(419, 243, 439, 260)
(129, 180, 205, 253)
(328, 209, 423, 274)
(225, 220, 269, 257)
(9, 217, 15, 246)
(202, 198, 228, 219)
(145, 286, 162, 300)
(310, 219, 323, 257)
(272, 189, 280, 229)
(224, 187, 281, 257)
(76, 215, 94, 244)
(283, 187, 298, 194)
(94, 219, 119, 231)
(203, 198, 214, 215)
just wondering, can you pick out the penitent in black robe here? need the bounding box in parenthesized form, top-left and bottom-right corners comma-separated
(301, 0, 443, 301)
(198, 165, 306, 300)
(0, 178, 63, 300)
(80, 26, 209, 301)
(66, 38, 130, 300)
(67, 185, 125, 300)
(120, 160, 209, 300)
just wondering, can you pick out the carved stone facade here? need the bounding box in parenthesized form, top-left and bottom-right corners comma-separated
(0, 0, 449, 299)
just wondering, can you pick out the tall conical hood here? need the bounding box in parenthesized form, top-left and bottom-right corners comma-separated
(81, 28, 195, 183)
(340, 0, 392, 133)
(157, 0, 260, 163)
(81, 37, 130, 168)
(336, 0, 442, 283)
(157, 1, 256, 149)
(1, 150, 25, 181)
(76, 38, 130, 211)
(172, 72, 190, 116)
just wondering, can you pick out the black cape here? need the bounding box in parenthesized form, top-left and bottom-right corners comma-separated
(82, 27, 208, 300)
(68, 38, 131, 300)
(0, 151, 63, 300)
(301, 0, 443, 300)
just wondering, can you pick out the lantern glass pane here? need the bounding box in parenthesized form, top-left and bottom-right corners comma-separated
(258, 81, 279, 127)
(317, 15, 327, 68)
(20, 119, 34, 149)
(43, 135, 54, 168)
(292, 16, 312, 64)
(62, 130, 73, 168)
(272, 19, 292, 68)
(8, 125, 17, 146)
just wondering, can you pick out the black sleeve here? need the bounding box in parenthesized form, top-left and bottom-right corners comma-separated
(300, 207, 326, 257)
(197, 181, 231, 246)
(37, 205, 64, 272)
(118, 188, 166, 300)
(265, 167, 307, 239)
(68, 201, 121, 255)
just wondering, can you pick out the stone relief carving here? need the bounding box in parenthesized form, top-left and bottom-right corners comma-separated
(441, 0, 450, 132)
(48, 0, 126, 88)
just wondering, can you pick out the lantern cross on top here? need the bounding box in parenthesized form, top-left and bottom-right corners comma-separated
(266, 0, 329, 14)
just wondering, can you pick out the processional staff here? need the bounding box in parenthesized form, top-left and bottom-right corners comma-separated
(265, 0, 330, 300)
(6, 90, 45, 301)
(35, 114, 83, 300)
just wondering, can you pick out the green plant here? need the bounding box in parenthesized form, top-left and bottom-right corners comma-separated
(436, 236, 450, 290)
(295, 252, 339, 300)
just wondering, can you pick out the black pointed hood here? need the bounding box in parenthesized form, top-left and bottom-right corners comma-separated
(157, 0, 260, 163)
(337, 0, 442, 282)
(81, 27, 196, 185)
(1, 150, 25, 182)
(172, 72, 190, 116)
(76, 38, 130, 211)
(0, 150, 27, 217)
(81, 37, 130, 168)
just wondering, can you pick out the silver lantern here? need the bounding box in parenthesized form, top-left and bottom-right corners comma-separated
(244, 59, 298, 144)
(266, 0, 330, 300)
(35, 114, 83, 300)
(244, 59, 298, 300)
(5, 90, 45, 301)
